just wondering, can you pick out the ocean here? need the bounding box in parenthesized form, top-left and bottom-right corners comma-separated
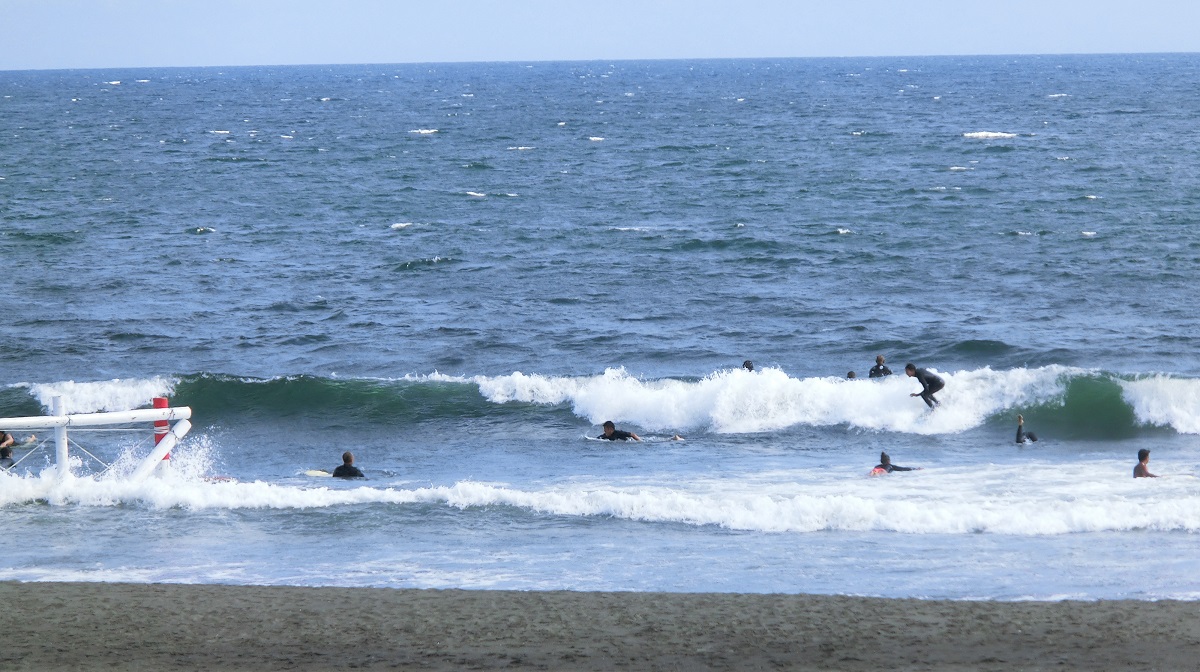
(2, 54, 1200, 600)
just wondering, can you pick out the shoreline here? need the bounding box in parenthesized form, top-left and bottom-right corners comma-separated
(4, 582, 1199, 670)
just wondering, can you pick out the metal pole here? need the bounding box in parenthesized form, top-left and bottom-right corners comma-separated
(52, 395, 69, 476)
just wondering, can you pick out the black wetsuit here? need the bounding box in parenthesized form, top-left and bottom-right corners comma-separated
(1016, 425, 1038, 444)
(332, 464, 365, 478)
(874, 463, 915, 473)
(869, 364, 892, 378)
(911, 368, 945, 408)
(0, 456, 13, 469)
(598, 430, 636, 441)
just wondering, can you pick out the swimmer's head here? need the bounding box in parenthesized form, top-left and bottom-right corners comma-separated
(342, 451, 354, 465)
(603, 420, 615, 430)
(742, 360, 754, 371)
(880, 452, 890, 465)
(876, 355, 885, 365)
(1138, 449, 1150, 462)
(847, 371, 856, 379)
(904, 363, 917, 374)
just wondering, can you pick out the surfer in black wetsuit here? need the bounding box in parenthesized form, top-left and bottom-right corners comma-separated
(742, 360, 754, 372)
(0, 446, 13, 470)
(1015, 414, 1038, 444)
(332, 451, 365, 478)
(869, 355, 892, 378)
(874, 452, 919, 473)
(904, 363, 944, 408)
(598, 420, 641, 441)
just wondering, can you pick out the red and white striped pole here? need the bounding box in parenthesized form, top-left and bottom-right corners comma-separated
(153, 397, 170, 465)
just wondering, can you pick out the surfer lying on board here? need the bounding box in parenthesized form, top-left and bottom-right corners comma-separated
(1015, 414, 1038, 444)
(0, 430, 35, 449)
(905, 363, 944, 408)
(332, 451, 365, 478)
(598, 420, 641, 441)
(872, 452, 921, 475)
(1134, 449, 1157, 478)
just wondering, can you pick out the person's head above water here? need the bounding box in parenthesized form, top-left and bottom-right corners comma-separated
(743, 360, 754, 372)
(879, 452, 890, 465)
(904, 363, 917, 375)
(342, 451, 355, 465)
(847, 371, 856, 379)
(876, 355, 885, 365)
(0, 446, 11, 459)
(1138, 449, 1150, 463)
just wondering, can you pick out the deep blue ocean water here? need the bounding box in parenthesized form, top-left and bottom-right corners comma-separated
(3, 54, 1200, 599)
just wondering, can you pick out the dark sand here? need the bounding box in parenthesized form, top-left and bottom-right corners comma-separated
(3, 582, 1199, 670)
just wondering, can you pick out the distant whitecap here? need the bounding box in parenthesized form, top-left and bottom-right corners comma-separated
(104, 81, 120, 85)
(557, 122, 566, 126)
(949, 166, 972, 171)
(1082, 231, 1097, 237)
(1048, 93, 1070, 98)
(209, 130, 231, 134)
(506, 146, 535, 151)
(837, 228, 852, 235)
(135, 79, 149, 83)
(390, 223, 413, 230)
(963, 131, 1017, 139)
(466, 192, 486, 197)
(1086, 195, 1099, 199)
(280, 135, 293, 139)
(409, 129, 439, 134)
(588, 136, 604, 142)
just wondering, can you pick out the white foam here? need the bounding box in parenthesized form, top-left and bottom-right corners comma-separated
(836, 228, 852, 235)
(408, 129, 438, 134)
(588, 136, 604, 142)
(465, 191, 486, 197)
(1048, 93, 1070, 98)
(949, 166, 972, 171)
(25, 377, 176, 414)
(1121, 376, 1200, 434)
(390, 222, 413, 230)
(1081, 231, 1097, 237)
(963, 131, 1017, 139)
(6, 460, 1200, 536)
(461, 365, 1081, 435)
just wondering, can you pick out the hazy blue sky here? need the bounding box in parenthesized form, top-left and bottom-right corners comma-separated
(2, 0, 1198, 71)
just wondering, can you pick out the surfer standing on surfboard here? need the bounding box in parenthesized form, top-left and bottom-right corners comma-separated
(905, 363, 945, 408)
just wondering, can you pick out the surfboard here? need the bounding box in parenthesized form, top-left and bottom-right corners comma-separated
(305, 469, 332, 477)
(869, 467, 887, 477)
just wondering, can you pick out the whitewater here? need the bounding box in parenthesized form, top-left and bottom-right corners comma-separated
(4, 54, 1200, 599)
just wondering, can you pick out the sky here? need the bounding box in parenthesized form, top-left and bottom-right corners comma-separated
(1, 0, 1198, 71)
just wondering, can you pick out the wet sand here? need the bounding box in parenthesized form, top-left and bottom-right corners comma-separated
(3, 582, 1199, 670)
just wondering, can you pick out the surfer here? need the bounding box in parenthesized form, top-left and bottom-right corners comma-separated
(869, 355, 892, 378)
(332, 451, 366, 478)
(1015, 414, 1038, 444)
(598, 420, 641, 441)
(0, 431, 35, 449)
(742, 360, 754, 372)
(905, 363, 944, 408)
(0, 446, 13, 469)
(1134, 449, 1157, 478)
(873, 452, 920, 474)
(847, 371, 857, 379)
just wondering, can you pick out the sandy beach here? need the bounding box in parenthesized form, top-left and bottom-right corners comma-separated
(2, 582, 1199, 670)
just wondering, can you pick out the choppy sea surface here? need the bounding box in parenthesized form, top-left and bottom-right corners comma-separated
(3, 55, 1200, 599)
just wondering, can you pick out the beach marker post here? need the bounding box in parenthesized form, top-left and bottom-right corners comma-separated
(153, 397, 170, 472)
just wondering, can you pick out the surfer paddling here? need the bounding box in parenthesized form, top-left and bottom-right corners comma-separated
(871, 452, 921, 475)
(598, 421, 641, 441)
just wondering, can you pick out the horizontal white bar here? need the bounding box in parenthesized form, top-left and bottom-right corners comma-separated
(0, 407, 192, 430)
